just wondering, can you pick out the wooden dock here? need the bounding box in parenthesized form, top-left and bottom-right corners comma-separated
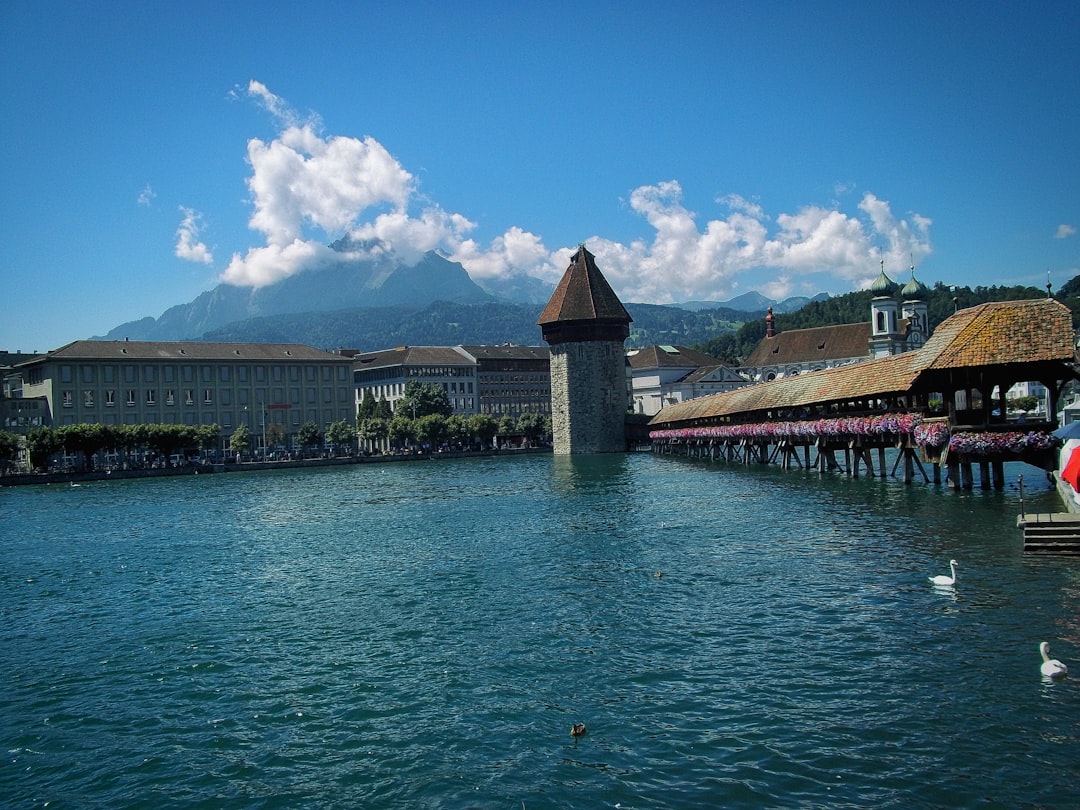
(1017, 512, 1080, 554)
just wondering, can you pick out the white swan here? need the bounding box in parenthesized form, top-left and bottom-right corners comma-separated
(1040, 642, 1068, 678)
(929, 559, 958, 586)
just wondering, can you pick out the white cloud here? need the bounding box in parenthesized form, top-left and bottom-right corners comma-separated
(137, 183, 156, 207)
(221, 82, 417, 287)
(219, 83, 934, 301)
(1056, 223, 1076, 239)
(175, 207, 213, 265)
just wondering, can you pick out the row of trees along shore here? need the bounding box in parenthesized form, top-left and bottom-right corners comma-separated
(0, 382, 551, 473)
(355, 381, 551, 452)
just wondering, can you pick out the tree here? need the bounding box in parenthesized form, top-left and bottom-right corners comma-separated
(497, 415, 516, 439)
(444, 414, 471, 446)
(415, 414, 447, 448)
(196, 424, 221, 460)
(0, 430, 19, 472)
(468, 414, 498, 448)
(516, 412, 549, 444)
(25, 427, 61, 470)
(373, 396, 393, 419)
(56, 423, 111, 471)
(265, 422, 286, 450)
(389, 414, 416, 450)
(230, 424, 252, 458)
(1009, 395, 1039, 414)
(325, 419, 356, 455)
(357, 417, 389, 454)
(396, 380, 452, 419)
(357, 390, 376, 420)
(297, 421, 321, 455)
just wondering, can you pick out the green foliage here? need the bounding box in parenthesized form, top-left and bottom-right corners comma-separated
(297, 421, 321, 448)
(388, 414, 416, 447)
(357, 390, 376, 420)
(357, 417, 389, 447)
(515, 412, 549, 442)
(1009, 395, 1039, 413)
(444, 415, 471, 444)
(324, 419, 356, 452)
(25, 427, 62, 469)
(265, 422, 286, 448)
(373, 397, 392, 419)
(0, 430, 18, 467)
(415, 414, 448, 446)
(230, 424, 252, 455)
(397, 380, 452, 419)
(468, 414, 498, 444)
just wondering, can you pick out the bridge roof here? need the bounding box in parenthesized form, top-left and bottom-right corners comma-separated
(650, 298, 1076, 426)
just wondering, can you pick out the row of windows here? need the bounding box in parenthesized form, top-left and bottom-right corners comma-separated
(60, 387, 351, 408)
(55, 409, 341, 429)
(57, 364, 347, 385)
(406, 366, 474, 378)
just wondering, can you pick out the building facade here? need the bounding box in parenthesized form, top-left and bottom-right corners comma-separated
(628, 345, 748, 416)
(351, 344, 552, 419)
(13, 340, 355, 450)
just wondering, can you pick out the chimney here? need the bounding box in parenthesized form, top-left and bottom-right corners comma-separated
(765, 306, 775, 338)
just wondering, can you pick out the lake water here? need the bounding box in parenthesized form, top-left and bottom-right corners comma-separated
(2, 453, 1078, 808)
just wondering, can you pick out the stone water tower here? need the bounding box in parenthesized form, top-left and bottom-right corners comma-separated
(538, 245, 632, 454)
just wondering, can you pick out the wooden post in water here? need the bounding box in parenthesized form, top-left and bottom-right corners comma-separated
(979, 460, 991, 490)
(992, 460, 1004, 490)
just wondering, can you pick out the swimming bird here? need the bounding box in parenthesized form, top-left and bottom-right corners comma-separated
(570, 722, 587, 737)
(929, 559, 958, 586)
(1040, 642, 1068, 678)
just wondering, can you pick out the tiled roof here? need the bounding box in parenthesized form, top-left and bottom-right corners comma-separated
(911, 298, 1074, 370)
(628, 345, 727, 369)
(459, 345, 550, 361)
(742, 322, 872, 367)
(17, 339, 350, 364)
(537, 246, 632, 326)
(651, 298, 1076, 426)
(352, 345, 473, 370)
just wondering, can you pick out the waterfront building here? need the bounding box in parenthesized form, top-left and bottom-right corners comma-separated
(538, 245, 632, 454)
(11, 340, 355, 452)
(739, 265, 931, 382)
(460, 345, 551, 417)
(627, 345, 747, 416)
(353, 346, 478, 416)
(351, 344, 551, 419)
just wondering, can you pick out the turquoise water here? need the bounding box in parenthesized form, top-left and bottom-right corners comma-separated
(1, 454, 1078, 808)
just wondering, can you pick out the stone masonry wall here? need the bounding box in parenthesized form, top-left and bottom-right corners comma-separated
(549, 340, 626, 454)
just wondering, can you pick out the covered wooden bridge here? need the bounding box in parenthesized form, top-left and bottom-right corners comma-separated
(648, 299, 1080, 489)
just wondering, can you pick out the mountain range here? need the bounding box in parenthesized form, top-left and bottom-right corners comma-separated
(98, 247, 825, 350)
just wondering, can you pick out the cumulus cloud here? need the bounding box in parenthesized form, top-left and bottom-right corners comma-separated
(1056, 224, 1076, 239)
(175, 207, 213, 265)
(222, 81, 421, 286)
(219, 82, 933, 301)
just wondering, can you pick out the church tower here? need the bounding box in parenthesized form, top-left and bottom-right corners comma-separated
(868, 261, 900, 358)
(538, 245, 632, 454)
(900, 266, 930, 350)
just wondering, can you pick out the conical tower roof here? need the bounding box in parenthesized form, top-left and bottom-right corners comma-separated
(538, 245, 632, 326)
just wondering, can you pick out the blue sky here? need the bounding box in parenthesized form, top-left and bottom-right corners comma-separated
(2, 1, 1078, 352)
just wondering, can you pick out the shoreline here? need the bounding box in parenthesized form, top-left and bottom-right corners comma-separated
(0, 446, 553, 487)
